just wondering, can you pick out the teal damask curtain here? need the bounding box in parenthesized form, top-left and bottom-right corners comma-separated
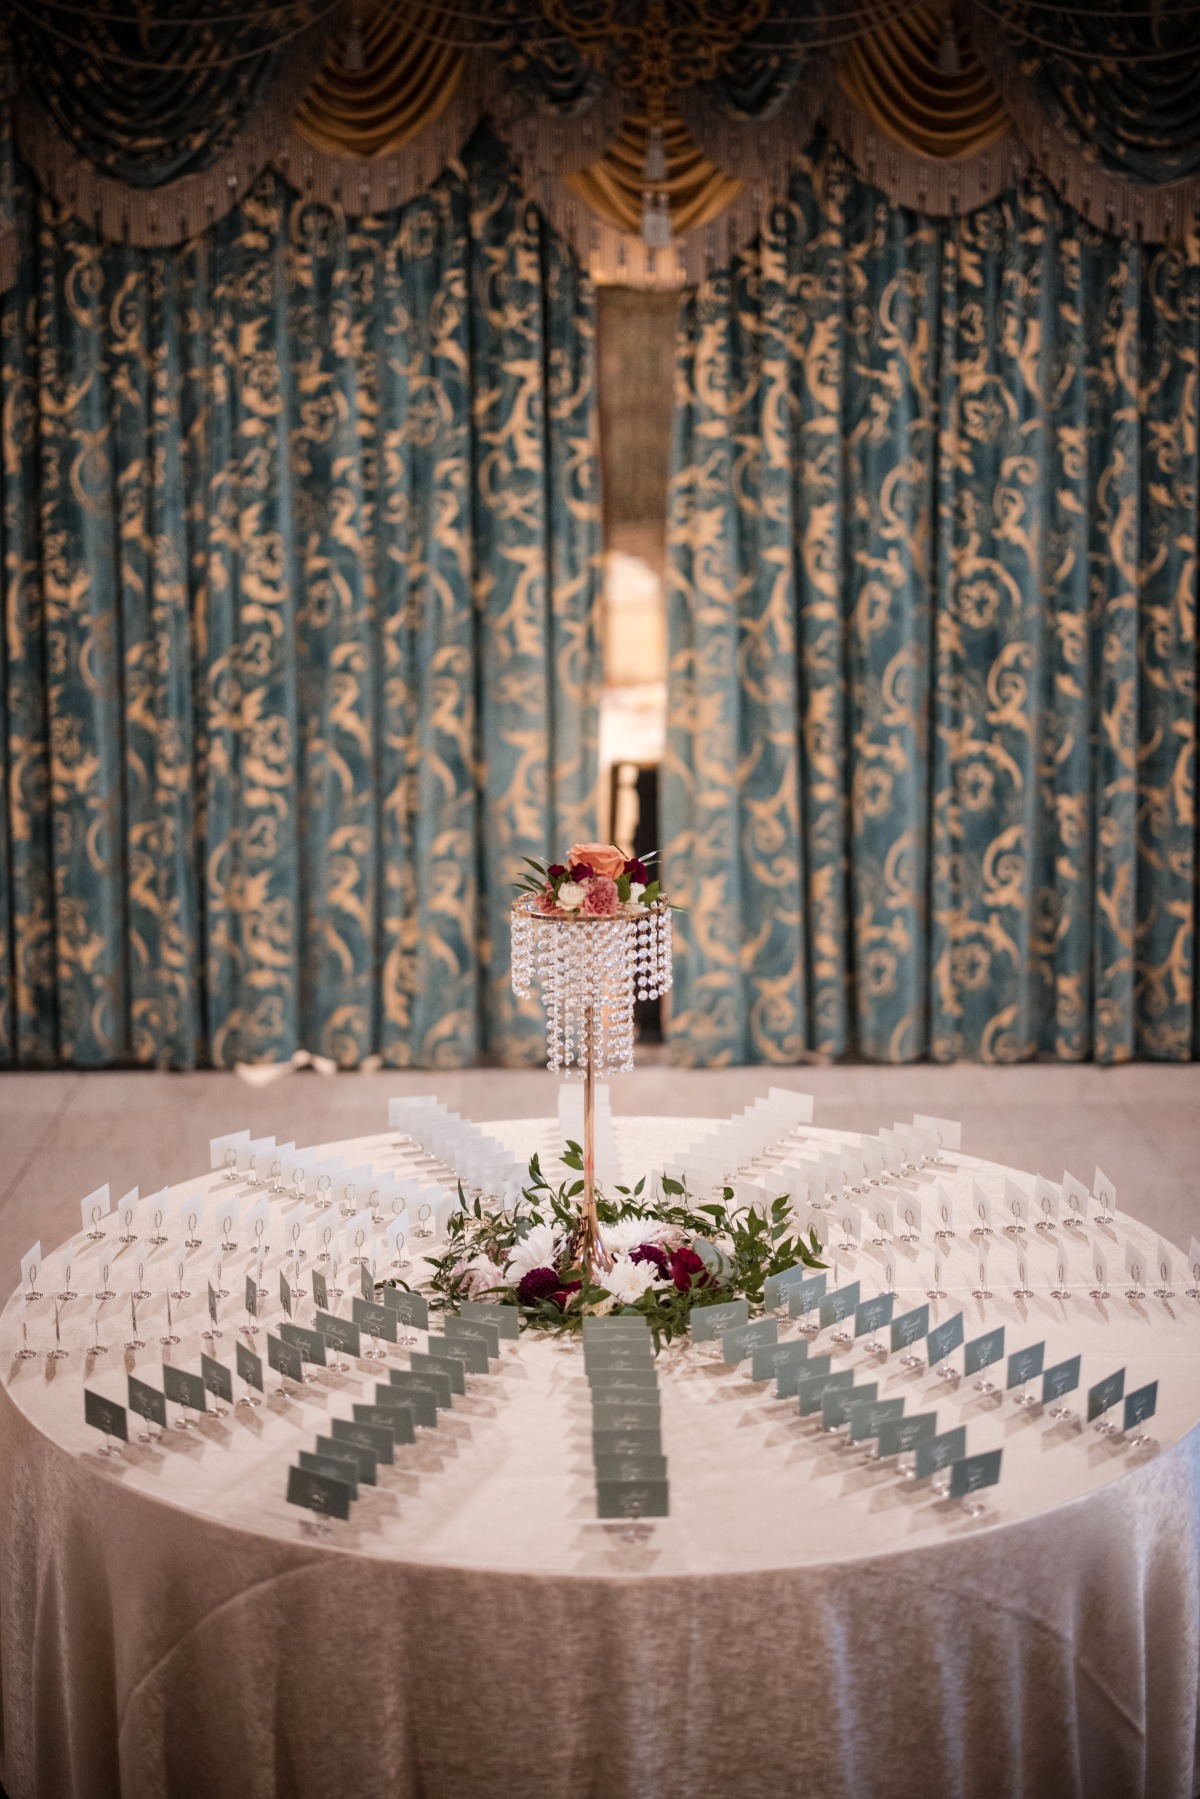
(665, 136, 1199, 1065)
(0, 126, 600, 1069)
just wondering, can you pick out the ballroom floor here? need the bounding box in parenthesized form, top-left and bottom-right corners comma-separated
(1, 1059, 1198, 1279)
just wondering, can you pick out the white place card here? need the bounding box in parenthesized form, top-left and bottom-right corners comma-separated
(1003, 1178, 1029, 1229)
(1060, 1173, 1090, 1226)
(970, 1183, 993, 1234)
(19, 1241, 41, 1288)
(80, 1184, 111, 1232)
(209, 1130, 250, 1170)
(913, 1114, 961, 1152)
(1124, 1236, 1149, 1291)
(1033, 1175, 1060, 1228)
(1093, 1167, 1117, 1215)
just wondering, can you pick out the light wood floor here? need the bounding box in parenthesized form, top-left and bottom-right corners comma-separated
(1, 1058, 1198, 1278)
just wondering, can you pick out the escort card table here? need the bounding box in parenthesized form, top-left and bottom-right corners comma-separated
(1, 1116, 1197, 1799)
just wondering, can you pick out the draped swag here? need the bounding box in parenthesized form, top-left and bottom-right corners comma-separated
(0, 128, 600, 1069)
(665, 137, 1199, 1066)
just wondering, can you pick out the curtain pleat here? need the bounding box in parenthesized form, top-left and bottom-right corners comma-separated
(665, 136, 1200, 1065)
(0, 129, 601, 1068)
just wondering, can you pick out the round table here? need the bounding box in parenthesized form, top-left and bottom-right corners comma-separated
(1, 1115, 1197, 1799)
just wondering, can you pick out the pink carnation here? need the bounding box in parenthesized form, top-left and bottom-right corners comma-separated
(581, 875, 620, 916)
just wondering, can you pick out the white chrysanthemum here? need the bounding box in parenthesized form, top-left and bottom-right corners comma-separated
(602, 1255, 658, 1305)
(505, 1221, 559, 1282)
(603, 1217, 656, 1255)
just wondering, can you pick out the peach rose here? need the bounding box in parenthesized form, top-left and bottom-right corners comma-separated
(568, 841, 626, 879)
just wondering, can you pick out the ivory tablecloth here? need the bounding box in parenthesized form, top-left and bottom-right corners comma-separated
(1, 1117, 1197, 1799)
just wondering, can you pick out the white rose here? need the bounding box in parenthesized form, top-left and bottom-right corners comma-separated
(629, 882, 646, 904)
(602, 1254, 658, 1305)
(556, 881, 585, 912)
(462, 1255, 507, 1299)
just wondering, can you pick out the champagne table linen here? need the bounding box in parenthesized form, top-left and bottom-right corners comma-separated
(0, 1116, 1197, 1799)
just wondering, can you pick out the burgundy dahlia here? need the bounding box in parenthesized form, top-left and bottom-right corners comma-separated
(630, 1242, 669, 1275)
(547, 863, 567, 879)
(669, 1246, 707, 1292)
(517, 1266, 561, 1305)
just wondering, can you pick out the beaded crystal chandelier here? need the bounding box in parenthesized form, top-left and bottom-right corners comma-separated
(510, 847, 673, 1277)
(510, 898, 672, 1077)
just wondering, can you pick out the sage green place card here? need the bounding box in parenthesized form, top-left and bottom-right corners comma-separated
(797, 1368, 853, 1415)
(593, 1426, 662, 1457)
(847, 1396, 904, 1442)
(299, 1449, 359, 1500)
(200, 1353, 233, 1404)
(376, 1380, 436, 1428)
(876, 1411, 937, 1457)
(461, 1299, 519, 1339)
(354, 1400, 415, 1445)
(85, 1389, 128, 1441)
(244, 1275, 258, 1319)
(787, 1272, 828, 1318)
(722, 1317, 777, 1367)
(854, 1294, 894, 1338)
(279, 1270, 293, 1317)
(1124, 1381, 1157, 1430)
(314, 1311, 361, 1356)
(596, 1478, 669, 1519)
(586, 1365, 658, 1391)
(776, 1350, 830, 1399)
(382, 1287, 430, 1330)
(1087, 1368, 1125, 1422)
(890, 1303, 929, 1351)
(359, 1262, 375, 1304)
(818, 1282, 861, 1329)
(583, 1314, 650, 1339)
(583, 1338, 655, 1371)
(312, 1269, 329, 1311)
(689, 1298, 749, 1344)
(963, 1326, 1005, 1377)
(822, 1382, 878, 1430)
(128, 1374, 167, 1429)
(445, 1316, 500, 1360)
(331, 1416, 394, 1464)
(163, 1364, 207, 1412)
(413, 1347, 465, 1394)
(926, 1312, 964, 1368)
(1006, 1341, 1044, 1389)
(266, 1334, 303, 1383)
(751, 1337, 809, 1383)
(236, 1341, 264, 1392)
(429, 1332, 486, 1375)
(763, 1265, 819, 1313)
(316, 1433, 377, 1485)
(1042, 1355, 1081, 1404)
(287, 1464, 351, 1521)
(392, 1365, 452, 1410)
(280, 1321, 328, 1369)
(913, 1424, 967, 1479)
(594, 1451, 667, 1482)
(948, 1447, 1002, 1498)
(592, 1399, 662, 1433)
(351, 1297, 398, 1345)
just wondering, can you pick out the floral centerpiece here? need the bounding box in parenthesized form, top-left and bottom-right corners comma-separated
(417, 1154, 826, 1347)
(514, 840, 663, 918)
